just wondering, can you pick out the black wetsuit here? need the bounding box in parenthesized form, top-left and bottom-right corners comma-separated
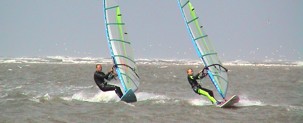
(187, 73, 215, 99)
(94, 71, 123, 98)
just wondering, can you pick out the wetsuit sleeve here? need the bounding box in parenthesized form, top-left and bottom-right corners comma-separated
(95, 72, 111, 80)
(200, 73, 208, 79)
(193, 73, 201, 79)
(105, 72, 115, 81)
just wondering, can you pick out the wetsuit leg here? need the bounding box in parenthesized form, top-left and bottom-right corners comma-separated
(99, 84, 115, 91)
(114, 86, 123, 98)
(195, 87, 217, 104)
(200, 87, 215, 98)
(99, 84, 123, 98)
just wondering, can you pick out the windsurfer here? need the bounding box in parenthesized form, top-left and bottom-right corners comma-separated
(186, 68, 221, 105)
(94, 64, 123, 98)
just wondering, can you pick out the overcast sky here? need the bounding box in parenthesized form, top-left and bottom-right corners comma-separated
(1, 0, 302, 61)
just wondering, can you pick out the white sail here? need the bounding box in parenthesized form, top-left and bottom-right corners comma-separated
(103, 0, 140, 93)
(177, 0, 229, 99)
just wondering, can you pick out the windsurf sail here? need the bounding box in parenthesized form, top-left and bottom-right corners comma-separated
(177, 0, 229, 99)
(103, 0, 140, 94)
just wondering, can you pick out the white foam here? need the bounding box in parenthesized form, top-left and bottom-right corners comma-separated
(65, 85, 94, 91)
(136, 92, 170, 101)
(71, 91, 119, 103)
(60, 91, 171, 103)
(236, 96, 266, 107)
(0, 56, 111, 64)
(0, 56, 302, 66)
(15, 85, 22, 89)
(188, 98, 212, 106)
(159, 66, 168, 68)
(188, 96, 266, 107)
(29, 97, 40, 103)
(224, 60, 253, 66)
(0, 93, 8, 98)
(2, 60, 18, 63)
(286, 105, 303, 111)
(29, 93, 53, 103)
(43, 93, 51, 100)
(153, 100, 167, 104)
(292, 61, 303, 66)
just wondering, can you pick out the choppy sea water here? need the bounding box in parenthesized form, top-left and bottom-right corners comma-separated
(0, 58, 302, 123)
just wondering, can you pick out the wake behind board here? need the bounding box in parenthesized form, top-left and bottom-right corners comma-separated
(120, 89, 137, 103)
(217, 95, 239, 108)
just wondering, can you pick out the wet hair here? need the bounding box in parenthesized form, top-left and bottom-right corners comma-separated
(96, 64, 102, 68)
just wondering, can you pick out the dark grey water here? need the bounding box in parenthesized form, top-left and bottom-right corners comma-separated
(0, 63, 302, 123)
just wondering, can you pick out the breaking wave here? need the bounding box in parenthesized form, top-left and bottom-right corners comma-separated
(0, 56, 302, 66)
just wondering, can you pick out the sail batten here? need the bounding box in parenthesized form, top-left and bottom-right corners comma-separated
(194, 35, 208, 41)
(106, 23, 125, 25)
(103, 0, 140, 93)
(113, 55, 136, 64)
(187, 17, 199, 24)
(105, 5, 119, 10)
(109, 39, 131, 44)
(181, 1, 190, 8)
(201, 52, 217, 57)
(177, 0, 229, 99)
